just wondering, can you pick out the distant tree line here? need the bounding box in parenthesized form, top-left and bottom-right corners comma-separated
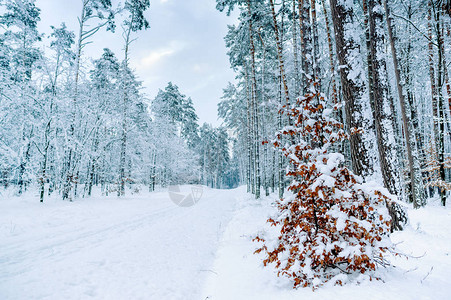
(0, 0, 238, 202)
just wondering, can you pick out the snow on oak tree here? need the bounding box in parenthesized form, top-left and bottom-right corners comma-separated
(255, 86, 394, 288)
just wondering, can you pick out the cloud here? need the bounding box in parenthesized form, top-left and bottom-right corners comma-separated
(192, 63, 210, 73)
(134, 41, 185, 70)
(141, 49, 174, 67)
(185, 74, 217, 94)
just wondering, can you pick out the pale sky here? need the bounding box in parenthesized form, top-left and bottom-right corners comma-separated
(36, 0, 237, 126)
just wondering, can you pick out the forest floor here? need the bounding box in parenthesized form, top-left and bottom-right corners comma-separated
(202, 191, 451, 300)
(1, 186, 450, 300)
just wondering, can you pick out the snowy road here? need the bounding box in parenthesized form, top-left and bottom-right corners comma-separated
(0, 186, 241, 300)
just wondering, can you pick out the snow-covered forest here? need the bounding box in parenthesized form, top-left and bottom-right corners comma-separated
(0, 0, 238, 202)
(1, 0, 451, 299)
(218, 0, 451, 207)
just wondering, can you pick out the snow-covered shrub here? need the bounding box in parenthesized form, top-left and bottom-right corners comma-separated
(254, 86, 394, 288)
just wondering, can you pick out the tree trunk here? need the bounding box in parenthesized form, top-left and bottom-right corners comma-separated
(270, 0, 291, 108)
(368, 0, 400, 196)
(435, 8, 447, 206)
(428, 1, 447, 205)
(270, 0, 291, 198)
(243, 62, 254, 195)
(298, 0, 312, 93)
(329, 0, 373, 177)
(247, 0, 261, 199)
(118, 23, 134, 197)
(367, 0, 406, 230)
(18, 128, 33, 195)
(292, 0, 300, 95)
(362, 0, 375, 131)
(40, 122, 51, 203)
(384, 0, 423, 208)
(310, 0, 320, 86)
(402, 3, 427, 199)
(322, 2, 339, 107)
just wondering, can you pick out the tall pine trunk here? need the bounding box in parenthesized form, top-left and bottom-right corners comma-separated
(298, 0, 312, 93)
(247, 0, 261, 199)
(322, 2, 339, 108)
(310, 0, 320, 85)
(383, 0, 423, 208)
(292, 0, 300, 94)
(329, 0, 373, 177)
(435, 7, 447, 206)
(367, 0, 400, 195)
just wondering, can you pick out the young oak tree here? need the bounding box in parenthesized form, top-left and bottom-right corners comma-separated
(255, 87, 394, 288)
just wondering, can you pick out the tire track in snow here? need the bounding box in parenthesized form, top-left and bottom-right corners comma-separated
(0, 187, 242, 300)
(0, 204, 178, 280)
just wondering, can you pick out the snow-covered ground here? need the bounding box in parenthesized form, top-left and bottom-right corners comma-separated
(1, 186, 450, 299)
(0, 186, 240, 300)
(202, 192, 451, 300)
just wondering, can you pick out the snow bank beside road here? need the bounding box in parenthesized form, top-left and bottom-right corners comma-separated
(202, 193, 451, 300)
